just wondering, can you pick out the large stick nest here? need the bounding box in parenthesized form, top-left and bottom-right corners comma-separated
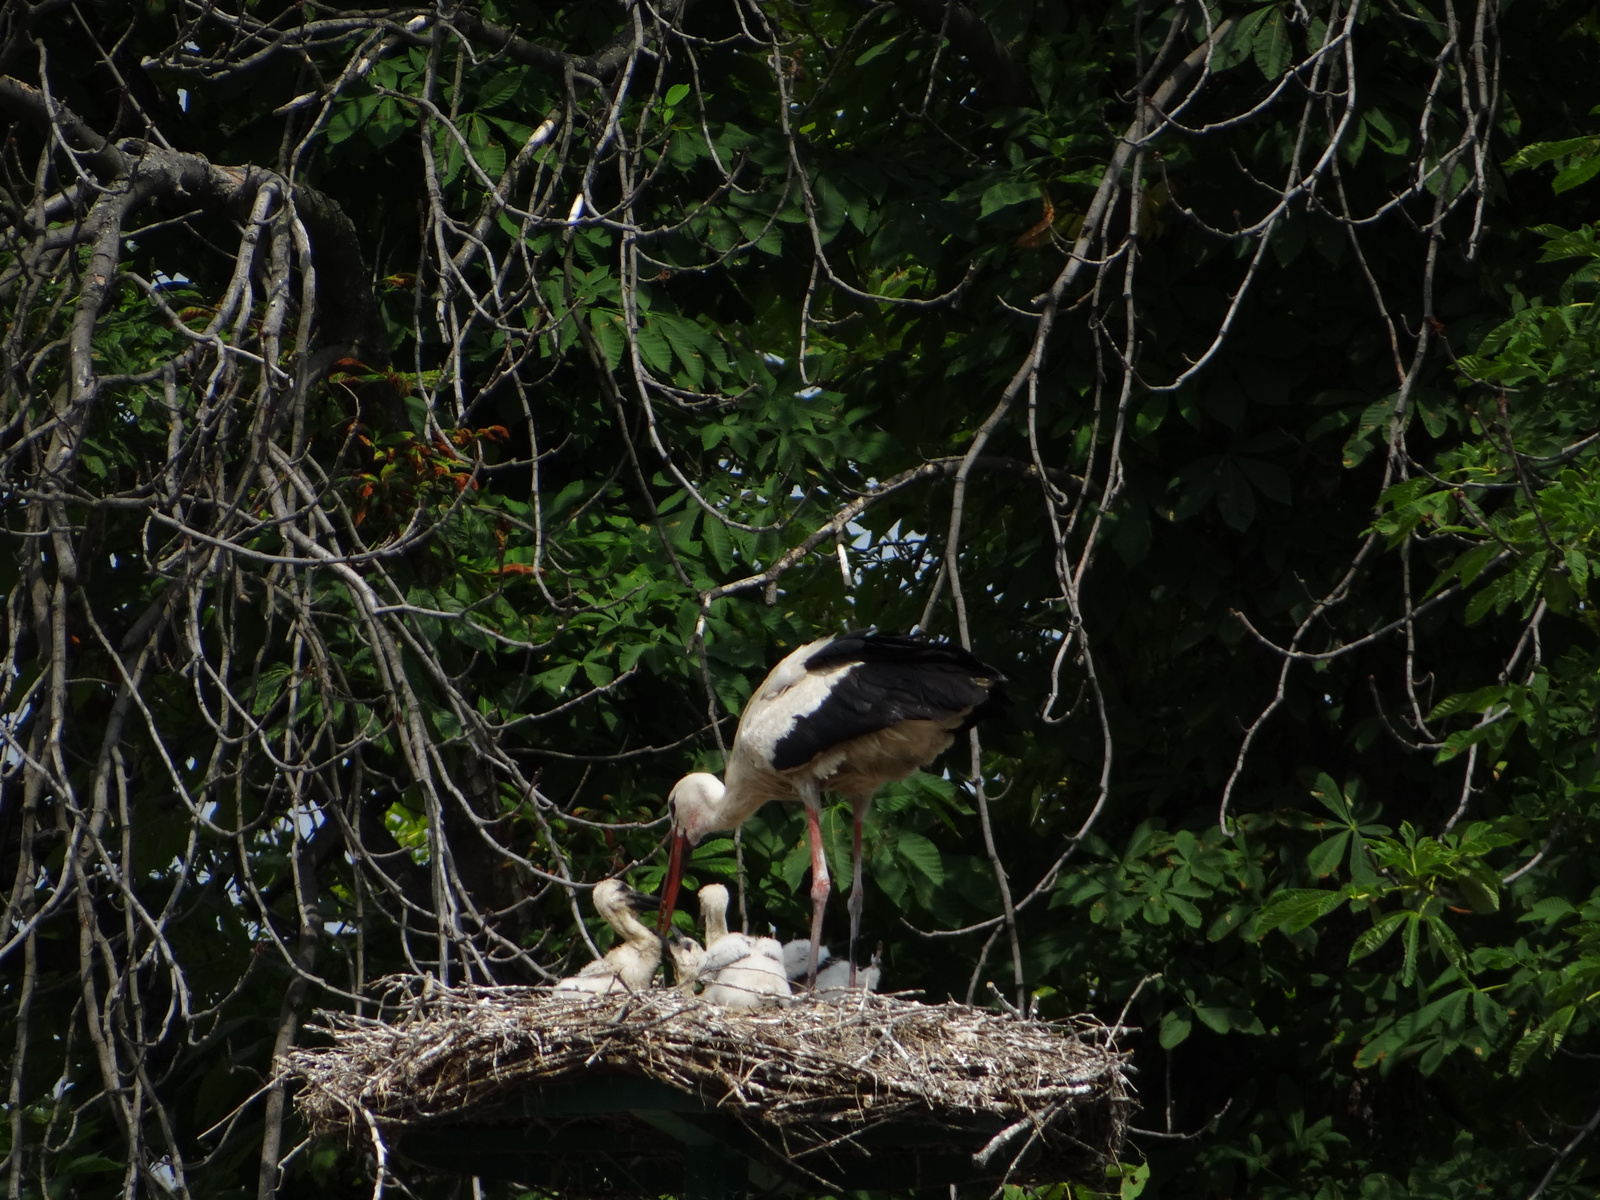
(286, 980, 1134, 1194)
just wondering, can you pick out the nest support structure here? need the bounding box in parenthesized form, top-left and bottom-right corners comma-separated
(286, 982, 1135, 1198)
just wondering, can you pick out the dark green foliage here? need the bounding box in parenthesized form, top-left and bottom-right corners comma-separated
(5, 0, 1600, 1197)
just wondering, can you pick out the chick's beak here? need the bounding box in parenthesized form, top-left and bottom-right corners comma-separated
(620, 886, 661, 911)
(658, 831, 687, 935)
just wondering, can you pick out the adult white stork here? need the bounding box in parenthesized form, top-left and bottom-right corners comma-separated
(552, 879, 663, 996)
(695, 883, 789, 1007)
(658, 630, 1005, 985)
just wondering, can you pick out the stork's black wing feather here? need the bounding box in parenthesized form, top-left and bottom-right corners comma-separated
(770, 630, 1007, 771)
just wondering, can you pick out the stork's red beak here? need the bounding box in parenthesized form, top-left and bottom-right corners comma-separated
(658, 831, 688, 934)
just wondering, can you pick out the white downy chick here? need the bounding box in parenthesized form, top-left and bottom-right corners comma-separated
(785, 937, 882, 999)
(815, 956, 882, 998)
(667, 931, 706, 994)
(697, 884, 790, 1008)
(780, 938, 833, 981)
(552, 880, 661, 997)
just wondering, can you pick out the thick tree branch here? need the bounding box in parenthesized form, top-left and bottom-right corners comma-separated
(0, 78, 384, 366)
(448, 9, 640, 83)
(0, 74, 127, 177)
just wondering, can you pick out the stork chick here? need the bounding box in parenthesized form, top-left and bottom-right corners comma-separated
(696, 883, 790, 1008)
(667, 931, 706, 995)
(552, 880, 662, 996)
(783, 938, 882, 998)
(660, 630, 1004, 985)
(780, 938, 825, 981)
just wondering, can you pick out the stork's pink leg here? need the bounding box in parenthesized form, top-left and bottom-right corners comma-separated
(848, 799, 868, 989)
(802, 790, 830, 987)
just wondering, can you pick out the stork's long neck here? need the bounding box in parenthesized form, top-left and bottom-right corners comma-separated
(679, 768, 769, 840)
(702, 895, 730, 947)
(716, 754, 778, 829)
(704, 771, 743, 831)
(598, 894, 656, 950)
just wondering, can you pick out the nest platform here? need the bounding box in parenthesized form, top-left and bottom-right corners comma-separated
(286, 981, 1133, 1198)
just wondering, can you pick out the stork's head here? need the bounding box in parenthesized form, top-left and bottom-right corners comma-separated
(698, 882, 731, 941)
(666, 931, 706, 988)
(591, 878, 660, 928)
(659, 773, 726, 934)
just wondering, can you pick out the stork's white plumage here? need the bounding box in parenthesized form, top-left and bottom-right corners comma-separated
(695, 883, 790, 1008)
(782, 938, 883, 998)
(552, 880, 662, 996)
(817, 956, 881, 997)
(703, 944, 789, 1008)
(666, 931, 706, 994)
(780, 937, 828, 981)
(659, 630, 1005, 985)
